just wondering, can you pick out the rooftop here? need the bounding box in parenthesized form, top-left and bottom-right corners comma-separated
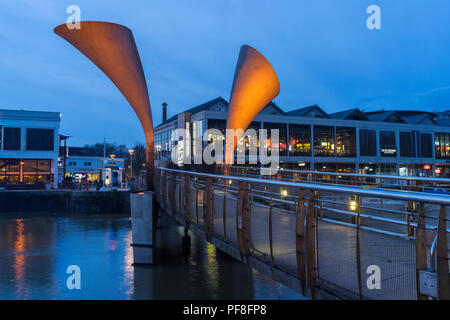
(155, 97, 443, 128)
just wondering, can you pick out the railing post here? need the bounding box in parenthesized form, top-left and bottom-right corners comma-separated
(416, 202, 428, 300)
(437, 204, 450, 300)
(203, 178, 214, 241)
(269, 193, 274, 263)
(355, 195, 363, 300)
(406, 181, 416, 237)
(296, 189, 306, 296)
(222, 181, 227, 240)
(237, 182, 250, 263)
(169, 175, 176, 216)
(184, 174, 191, 227)
(306, 190, 317, 299)
(195, 185, 199, 224)
(161, 171, 167, 210)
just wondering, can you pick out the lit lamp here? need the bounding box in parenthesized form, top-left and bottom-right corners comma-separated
(128, 149, 135, 180)
(350, 200, 358, 212)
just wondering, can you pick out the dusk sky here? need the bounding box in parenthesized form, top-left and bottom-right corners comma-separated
(1, 0, 450, 146)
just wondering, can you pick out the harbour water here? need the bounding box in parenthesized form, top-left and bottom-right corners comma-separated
(0, 213, 303, 300)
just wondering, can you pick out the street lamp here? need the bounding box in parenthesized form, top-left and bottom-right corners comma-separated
(128, 149, 135, 181)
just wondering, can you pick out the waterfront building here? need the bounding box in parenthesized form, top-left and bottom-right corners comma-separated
(154, 97, 450, 178)
(0, 108, 61, 188)
(59, 147, 125, 188)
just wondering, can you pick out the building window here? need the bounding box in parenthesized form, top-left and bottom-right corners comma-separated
(336, 127, 356, 157)
(263, 123, 287, 156)
(0, 159, 52, 185)
(379, 163, 397, 175)
(313, 126, 335, 157)
(192, 120, 204, 159)
(26, 128, 54, 151)
(400, 131, 416, 157)
(3, 127, 21, 150)
(435, 132, 450, 159)
(380, 130, 397, 157)
(289, 124, 311, 156)
(359, 129, 376, 156)
(206, 119, 226, 159)
(420, 133, 432, 158)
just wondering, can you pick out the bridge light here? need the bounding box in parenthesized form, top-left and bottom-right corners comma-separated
(350, 200, 357, 212)
(282, 189, 288, 197)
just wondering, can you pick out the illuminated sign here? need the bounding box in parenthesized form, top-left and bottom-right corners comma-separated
(381, 148, 397, 156)
(423, 165, 431, 170)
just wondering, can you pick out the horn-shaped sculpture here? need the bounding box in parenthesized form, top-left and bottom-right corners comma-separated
(54, 21, 155, 190)
(225, 45, 280, 165)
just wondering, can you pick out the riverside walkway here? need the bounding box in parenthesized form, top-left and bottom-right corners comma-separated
(155, 167, 450, 300)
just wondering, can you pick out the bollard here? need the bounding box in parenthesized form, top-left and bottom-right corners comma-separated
(130, 191, 155, 265)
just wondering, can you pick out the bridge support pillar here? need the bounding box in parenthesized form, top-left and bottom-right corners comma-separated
(131, 191, 156, 265)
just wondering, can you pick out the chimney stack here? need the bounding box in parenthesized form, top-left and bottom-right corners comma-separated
(162, 102, 167, 122)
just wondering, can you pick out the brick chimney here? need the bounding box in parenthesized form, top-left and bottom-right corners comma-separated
(162, 102, 167, 122)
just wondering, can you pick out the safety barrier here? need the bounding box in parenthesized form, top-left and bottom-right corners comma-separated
(155, 167, 450, 300)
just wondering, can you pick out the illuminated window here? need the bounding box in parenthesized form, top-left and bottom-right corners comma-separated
(263, 122, 287, 156)
(313, 126, 335, 157)
(336, 127, 356, 157)
(289, 124, 311, 156)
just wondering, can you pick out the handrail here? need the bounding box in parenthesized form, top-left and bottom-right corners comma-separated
(158, 167, 450, 205)
(221, 165, 450, 184)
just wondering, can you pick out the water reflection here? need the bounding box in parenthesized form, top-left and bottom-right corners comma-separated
(0, 213, 302, 300)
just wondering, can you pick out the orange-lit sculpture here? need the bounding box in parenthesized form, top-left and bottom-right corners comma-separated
(225, 45, 280, 164)
(54, 21, 155, 190)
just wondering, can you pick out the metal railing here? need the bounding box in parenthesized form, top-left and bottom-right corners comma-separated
(155, 167, 450, 300)
(220, 165, 450, 194)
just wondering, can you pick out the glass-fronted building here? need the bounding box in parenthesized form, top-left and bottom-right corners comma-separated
(154, 97, 450, 178)
(0, 109, 61, 188)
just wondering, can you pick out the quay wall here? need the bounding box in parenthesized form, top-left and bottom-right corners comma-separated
(0, 190, 130, 214)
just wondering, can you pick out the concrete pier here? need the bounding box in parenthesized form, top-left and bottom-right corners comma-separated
(130, 191, 155, 265)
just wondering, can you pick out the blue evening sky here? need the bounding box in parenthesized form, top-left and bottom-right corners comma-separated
(1, 0, 450, 146)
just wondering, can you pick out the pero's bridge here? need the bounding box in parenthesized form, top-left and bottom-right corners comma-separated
(155, 167, 450, 300)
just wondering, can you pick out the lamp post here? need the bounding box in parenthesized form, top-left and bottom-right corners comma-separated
(101, 137, 107, 189)
(128, 149, 135, 182)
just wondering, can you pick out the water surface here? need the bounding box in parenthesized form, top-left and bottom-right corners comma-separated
(0, 213, 303, 300)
